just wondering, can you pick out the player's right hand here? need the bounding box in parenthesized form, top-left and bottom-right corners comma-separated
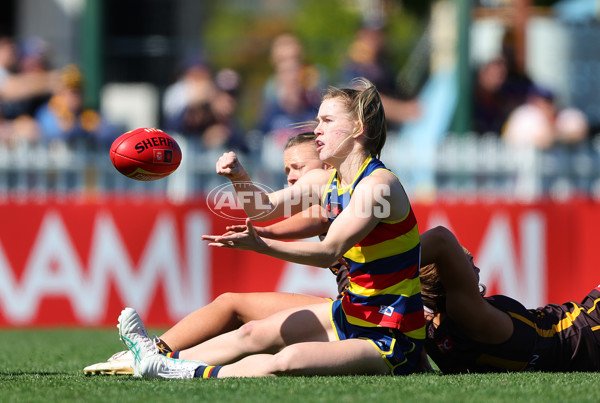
(216, 151, 248, 181)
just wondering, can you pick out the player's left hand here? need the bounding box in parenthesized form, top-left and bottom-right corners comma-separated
(224, 223, 269, 237)
(224, 224, 247, 233)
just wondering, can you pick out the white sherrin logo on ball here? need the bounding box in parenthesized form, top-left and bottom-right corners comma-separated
(206, 182, 277, 221)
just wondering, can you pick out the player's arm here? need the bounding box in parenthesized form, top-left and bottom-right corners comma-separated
(225, 204, 330, 240)
(204, 174, 400, 268)
(420, 226, 513, 344)
(255, 204, 330, 239)
(216, 151, 330, 221)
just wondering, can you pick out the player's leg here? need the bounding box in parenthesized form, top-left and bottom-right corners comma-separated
(160, 292, 326, 351)
(95, 293, 325, 376)
(178, 301, 335, 364)
(217, 338, 389, 377)
(140, 337, 389, 379)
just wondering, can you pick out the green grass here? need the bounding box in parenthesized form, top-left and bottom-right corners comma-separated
(0, 329, 598, 402)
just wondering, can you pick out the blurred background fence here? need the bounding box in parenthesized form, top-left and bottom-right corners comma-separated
(0, 0, 598, 203)
(2, 131, 600, 203)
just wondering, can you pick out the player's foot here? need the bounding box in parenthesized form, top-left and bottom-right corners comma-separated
(117, 307, 158, 376)
(83, 350, 134, 376)
(153, 335, 172, 355)
(140, 354, 205, 379)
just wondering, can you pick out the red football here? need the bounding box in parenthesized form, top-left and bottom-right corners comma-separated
(110, 127, 182, 181)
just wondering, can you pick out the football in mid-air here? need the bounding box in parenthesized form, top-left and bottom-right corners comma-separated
(110, 127, 182, 181)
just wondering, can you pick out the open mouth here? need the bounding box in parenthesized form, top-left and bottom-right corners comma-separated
(315, 140, 324, 151)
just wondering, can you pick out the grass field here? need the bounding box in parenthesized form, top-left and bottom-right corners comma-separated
(0, 328, 597, 403)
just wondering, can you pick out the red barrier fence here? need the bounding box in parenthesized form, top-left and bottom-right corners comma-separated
(0, 197, 597, 326)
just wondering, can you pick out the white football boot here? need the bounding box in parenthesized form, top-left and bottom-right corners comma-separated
(83, 350, 134, 376)
(140, 354, 206, 379)
(117, 307, 158, 376)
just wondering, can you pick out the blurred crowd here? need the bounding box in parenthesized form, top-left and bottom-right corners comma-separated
(0, 28, 592, 158)
(0, 36, 118, 148)
(160, 28, 423, 154)
(472, 29, 590, 151)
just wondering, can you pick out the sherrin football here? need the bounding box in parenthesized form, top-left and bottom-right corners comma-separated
(110, 127, 182, 181)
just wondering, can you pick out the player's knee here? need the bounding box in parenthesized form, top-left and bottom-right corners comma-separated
(236, 320, 278, 353)
(268, 347, 302, 375)
(212, 292, 238, 310)
(213, 292, 248, 319)
(237, 320, 254, 337)
(235, 321, 261, 349)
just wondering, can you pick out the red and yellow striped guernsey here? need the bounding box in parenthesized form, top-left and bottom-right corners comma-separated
(322, 156, 425, 340)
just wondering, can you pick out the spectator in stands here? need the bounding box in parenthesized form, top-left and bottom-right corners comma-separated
(342, 26, 396, 96)
(257, 34, 321, 147)
(498, 29, 535, 117)
(472, 27, 537, 136)
(554, 106, 589, 147)
(0, 37, 18, 142)
(163, 57, 248, 152)
(0, 36, 58, 144)
(0, 36, 56, 120)
(200, 67, 248, 152)
(34, 64, 117, 146)
(503, 85, 558, 149)
(162, 56, 215, 132)
(502, 85, 589, 150)
(472, 57, 510, 135)
(0, 36, 17, 91)
(340, 26, 421, 129)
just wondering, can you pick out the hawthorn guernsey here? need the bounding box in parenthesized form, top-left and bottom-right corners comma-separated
(110, 128, 182, 181)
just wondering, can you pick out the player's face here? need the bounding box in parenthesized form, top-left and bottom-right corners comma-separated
(314, 98, 357, 162)
(466, 253, 481, 282)
(283, 142, 324, 186)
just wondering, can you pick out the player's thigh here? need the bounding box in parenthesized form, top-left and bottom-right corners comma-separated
(230, 292, 327, 323)
(272, 338, 389, 376)
(247, 301, 336, 347)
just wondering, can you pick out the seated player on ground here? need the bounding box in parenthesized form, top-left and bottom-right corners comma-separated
(420, 226, 600, 373)
(90, 222, 600, 375)
(117, 78, 426, 378)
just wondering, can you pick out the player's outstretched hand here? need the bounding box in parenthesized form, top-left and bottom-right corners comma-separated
(224, 224, 247, 233)
(202, 218, 268, 252)
(215, 151, 248, 181)
(225, 223, 267, 238)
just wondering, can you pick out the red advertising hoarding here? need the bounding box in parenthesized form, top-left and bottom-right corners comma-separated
(0, 197, 596, 326)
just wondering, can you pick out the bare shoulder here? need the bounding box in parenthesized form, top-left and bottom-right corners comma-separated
(354, 169, 410, 221)
(367, 168, 407, 191)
